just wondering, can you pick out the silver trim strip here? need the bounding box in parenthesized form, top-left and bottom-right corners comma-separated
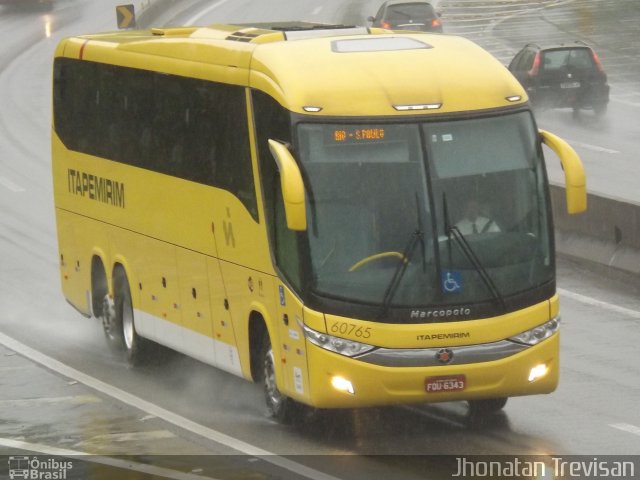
(354, 340, 529, 367)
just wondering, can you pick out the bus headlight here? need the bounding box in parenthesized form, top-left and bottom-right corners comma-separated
(509, 317, 560, 346)
(528, 363, 549, 382)
(302, 324, 375, 357)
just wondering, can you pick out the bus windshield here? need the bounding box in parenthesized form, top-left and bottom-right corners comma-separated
(296, 111, 552, 315)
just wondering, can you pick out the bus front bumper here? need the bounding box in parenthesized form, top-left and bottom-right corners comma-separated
(303, 333, 558, 408)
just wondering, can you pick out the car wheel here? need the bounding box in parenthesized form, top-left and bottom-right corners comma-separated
(594, 102, 607, 117)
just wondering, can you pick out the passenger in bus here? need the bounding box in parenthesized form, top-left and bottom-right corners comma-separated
(455, 197, 500, 235)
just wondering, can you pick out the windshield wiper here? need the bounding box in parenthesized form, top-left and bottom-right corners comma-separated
(442, 193, 506, 312)
(377, 194, 427, 319)
(377, 228, 424, 320)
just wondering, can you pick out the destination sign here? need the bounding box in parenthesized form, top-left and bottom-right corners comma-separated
(330, 127, 386, 144)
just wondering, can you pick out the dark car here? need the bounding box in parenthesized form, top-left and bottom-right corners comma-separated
(508, 42, 609, 116)
(368, 0, 443, 33)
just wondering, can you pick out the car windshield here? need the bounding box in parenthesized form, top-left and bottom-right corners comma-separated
(296, 111, 553, 314)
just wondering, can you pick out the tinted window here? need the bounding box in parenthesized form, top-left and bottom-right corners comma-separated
(53, 58, 257, 219)
(519, 50, 535, 71)
(251, 90, 300, 287)
(542, 48, 594, 71)
(386, 3, 436, 20)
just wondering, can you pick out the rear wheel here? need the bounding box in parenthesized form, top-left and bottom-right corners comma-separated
(101, 268, 146, 365)
(100, 292, 120, 349)
(262, 336, 302, 423)
(593, 102, 607, 117)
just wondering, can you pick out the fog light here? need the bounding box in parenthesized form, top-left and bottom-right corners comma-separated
(528, 363, 549, 382)
(331, 376, 355, 394)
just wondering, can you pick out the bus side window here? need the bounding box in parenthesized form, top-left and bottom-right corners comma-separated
(251, 89, 299, 285)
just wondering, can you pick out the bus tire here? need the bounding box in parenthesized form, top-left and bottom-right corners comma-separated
(113, 268, 145, 366)
(467, 397, 508, 428)
(469, 397, 508, 415)
(100, 292, 121, 350)
(262, 336, 300, 423)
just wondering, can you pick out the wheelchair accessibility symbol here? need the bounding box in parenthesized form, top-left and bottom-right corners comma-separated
(441, 271, 462, 293)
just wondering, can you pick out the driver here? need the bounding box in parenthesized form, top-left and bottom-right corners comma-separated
(455, 198, 500, 235)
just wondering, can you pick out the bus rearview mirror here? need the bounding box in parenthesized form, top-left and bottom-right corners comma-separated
(268, 139, 307, 231)
(539, 130, 587, 214)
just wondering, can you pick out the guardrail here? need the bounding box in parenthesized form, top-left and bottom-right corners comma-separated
(551, 184, 640, 278)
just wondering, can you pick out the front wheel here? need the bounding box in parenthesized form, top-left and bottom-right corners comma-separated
(468, 397, 508, 415)
(466, 397, 508, 428)
(262, 337, 302, 423)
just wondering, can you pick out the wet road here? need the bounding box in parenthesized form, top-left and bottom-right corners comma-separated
(1, 1, 640, 479)
(182, 0, 640, 200)
(437, 0, 640, 201)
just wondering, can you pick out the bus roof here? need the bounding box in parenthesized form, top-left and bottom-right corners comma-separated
(56, 22, 527, 116)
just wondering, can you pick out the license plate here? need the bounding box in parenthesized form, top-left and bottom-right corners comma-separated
(561, 81, 580, 89)
(425, 375, 466, 393)
(398, 23, 425, 30)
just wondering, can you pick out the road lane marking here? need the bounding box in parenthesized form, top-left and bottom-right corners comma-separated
(0, 332, 343, 480)
(609, 423, 640, 437)
(563, 140, 620, 155)
(0, 365, 36, 372)
(0, 438, 218, 480)
(75, 430, 176, 447)
(558, 288, 640, 320)
(610, 95, 640, 108)
(0, 395, 101, 407)
(0, 176, 25, 192)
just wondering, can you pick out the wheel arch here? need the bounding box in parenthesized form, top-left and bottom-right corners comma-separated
(90, 251, 109, 317)
(110, 256, 139, 307)
(247, 305, 280, 384)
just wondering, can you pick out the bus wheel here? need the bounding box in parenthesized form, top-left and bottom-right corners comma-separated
(113, 269, 145, 365)
(467, 397, 508, 428)
(100, 293, 120, 348)
(468, 397, 508, 415)
(262, 337, 300, 423)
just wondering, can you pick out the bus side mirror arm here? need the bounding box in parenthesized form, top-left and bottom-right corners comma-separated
(268, 139, 307, 231)
(539, 129, 587, 214)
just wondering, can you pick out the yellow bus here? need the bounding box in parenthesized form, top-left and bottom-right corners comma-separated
(52, 22, 586, 421)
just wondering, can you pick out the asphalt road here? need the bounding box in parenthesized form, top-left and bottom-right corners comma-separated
(1, 1, 640, 479)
